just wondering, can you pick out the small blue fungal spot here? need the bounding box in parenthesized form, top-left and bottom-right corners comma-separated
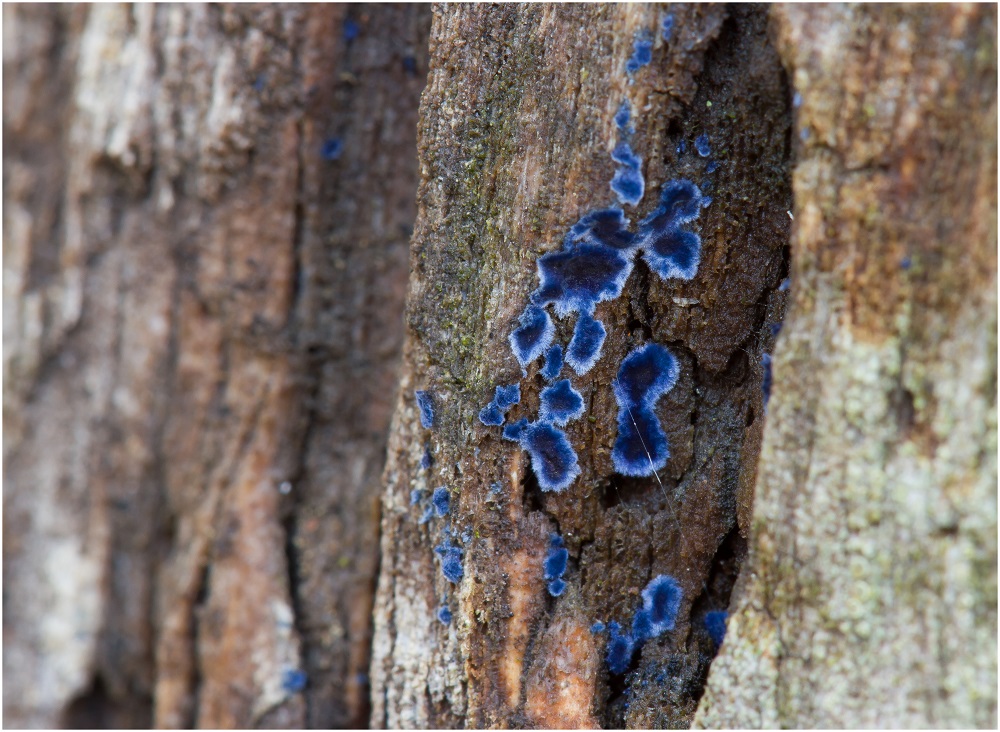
(625, 37, 653, 75)
(695, 134, 711, 157)
(612, 344, 680, 477)
(410, 488, 423, 506)
(539, 379, 585, 426)
(606, 621, 636, 675)
(432, 487, 451, 517)
(635, 179, 708, 282)
(640, 574, 683, 636)
(704, 610, 728, 647)
(778, 277, 791, 292)
(532, 244, 633, 317)
(612, 141, 642, 169)
(515, 421, 580, 492)
(419, 506, 433, 524)
(901, 255, 912, 270)
(706, 160, 718, 174)
(761, 353, 773, 410)
(661, 14, 674, 42)
(547, 578, 567, 597)
(402, 54, 418, 76)
(343, 18, 360, 42)
(615, 99, 632, 132)
(281, 668, 308, 693)
(478, 403, 504, 426)
(509, 305, 555, 366)
(435, 541, 464, 583)
(566, 209, 636, 252)
(610, 142, 645, 206)
(793, 91, 803, 108)
(502, 417, 529, 442)
(549, 533, 564, 548)
(631, 608, 655, 642)
(420, 446, 433, 470)
(591, 621, 606, 634)
(543, 545, 569, 581)
(769, 322, 782, 337)
(437, 605, 453, 625)
(415, 390, 435, 429)
(676, 139, 687, 155)
(321, 138, 343, 161)
(566, 312, 607, 376)
(540, 345, 564, 381)
(494, 383, 521, 410)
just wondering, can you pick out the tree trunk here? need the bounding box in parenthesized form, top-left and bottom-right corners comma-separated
(3, 4, 429, 727)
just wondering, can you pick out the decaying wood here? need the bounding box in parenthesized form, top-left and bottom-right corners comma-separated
(3, 4, 428, 727)
(371, 4, 793, 727)
(695, 5, 997, 728)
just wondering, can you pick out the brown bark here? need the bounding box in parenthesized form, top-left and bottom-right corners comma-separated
(3, 4, 429, 728)
(370, 4, 792, 728)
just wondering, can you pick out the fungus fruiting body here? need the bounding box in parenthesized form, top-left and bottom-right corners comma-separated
(615, 99, 632, 131)
(547, 578, 567, 597)
(566, 208, 636, 252)
(516, 421, 580, 492)
(704, 611, 727, 647)
(633, 179, 709, 282)
(606, 621, 636, 675)
(509, 304, 556, 366)
(610, 142, 645, 206)
(695, 133, 711, 157)
(614, 343, 680, 409)
(478, 403, 504, 426)
(661, 14, 675, 41)
(438, 605, 453, 625)
(502, 417, 529, 442)
(494, 383, 521, 409)
(706, 160, 718, 174)
(612, 344, 679, 477)
(539, 379, 585, 426)
(591, 621, 606, 634)
(544, 546, 569, 581)
(343, 18, 360, 41)
(566, 312, 607, 375)
(281, 668, 307, 693)
(540, 345, 564, 381)
(432, 487, 451, 517)
(321, 138, 343, 161)
(410, 488, 423, 506)
(641, 574, 683, 636)
(533, 244, 634, 318)
(415, 390, 435, 429)
(435, 541, 464, 583)
(625, 37, 653, 75)
(613, 406, 670, 476)
(419, 446, 433, 470)
(761, 353, 773, 409)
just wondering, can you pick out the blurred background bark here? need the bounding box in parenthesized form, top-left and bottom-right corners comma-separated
(3, 3, 996, 730)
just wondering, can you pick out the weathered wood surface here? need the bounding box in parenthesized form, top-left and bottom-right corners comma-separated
(3, 4, 429, 727)
(371, 4, 793, 728)
(695, 5, 997, 728)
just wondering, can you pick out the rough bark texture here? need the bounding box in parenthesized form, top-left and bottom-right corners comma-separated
(371, 4, 793, 728)
(3, 4, 429, 728)
(694, 5, 998, 728)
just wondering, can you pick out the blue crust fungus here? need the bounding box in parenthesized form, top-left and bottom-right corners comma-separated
(543, 533, 570, 596)
(695, 133, 711, 157)
(612, 344, 680, 477)
(565, 208, 637, 252)
(610, 142, 645, 206)
(415, 390, 435, 429)
(539, 379, 585, 426)
(479, 383, 522, 426)
(513, 421, 581, 493)
(437, 604, 453, 625)
(625, 36, 653, 75)
(634, 178, 709, 282)
(432, 486, 451, 517)
(605, 621, 636, 675)
(532, 244, 633, 317)
(565, 311, 608, 375)
(615, 99, 633, 132)
(704, 610, 728, 648)
(435, 540, 464, 584)
(509, 304, 555, 366)
(540, 344, 564, 381)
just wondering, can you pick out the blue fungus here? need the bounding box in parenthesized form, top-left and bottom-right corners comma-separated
(706, 160, 718, 174)
(516, 421, 580, 493)
(438, 605, 453, 625)
(901, 255, 912, 270)
(615, 99, 632, 131)
(419, 506, 433, 524)
(641, 574, 683, 636)
(606, 621, 636, 675)
(548, 578, 567, 597)
(705, 610, 728, 647)
(566, 312, 607, 375)
(549, 533, 564, 548)
(661, 14, 675, 41)
(490, 481, 503, 495)
(761, 353, 773, 409)
(591, 621, 606, 634)
(544, 545, 569, 581)
(539, 379, 585, 426)
(540, 344, 564, 381)
(631, 608, 655, 643)
(420, 446, 433, 470)
(502, 417, 529, 442)
(612, 141, 642, 169)
(770, 322, 782, 337)
(321, 138, 343, 161)
(343, 18, 360, 41)
(778, 277, 791, 292)
(676, 139, 687, 155)
(625, 37, 653, 75)
(613, 406, 669, 476)
(614, 343, 680, 410)
(566, 208, 636, 252)
(478, 402, 504, 426)
(635, 179, 708, 282)
(435, 541, 464, 583)
(611, 166, 645, 207)
(402, 54, 418, 75)
(532, 244, 633, 317)
(432, 486, 451, 517)
(281, 668, 307, 693)
(494, 383, 521, 410)
(793, 91, 803, 108)
(253, 74, 267, 92)
(415, 390, 435, 429)
(509, 305, 555, 366)
(695, 134, 711, 157)
(410, 488, 423, 506)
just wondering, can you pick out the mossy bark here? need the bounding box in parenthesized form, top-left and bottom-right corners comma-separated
(695, 5, 997, 728)
(3, 4, 429, 727)
(371, 4, 793, 728)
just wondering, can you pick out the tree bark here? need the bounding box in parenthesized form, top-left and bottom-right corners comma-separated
(370, 4, 793, 728)
(3, 4, 429, 728)
(695, 5, 997, 728)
